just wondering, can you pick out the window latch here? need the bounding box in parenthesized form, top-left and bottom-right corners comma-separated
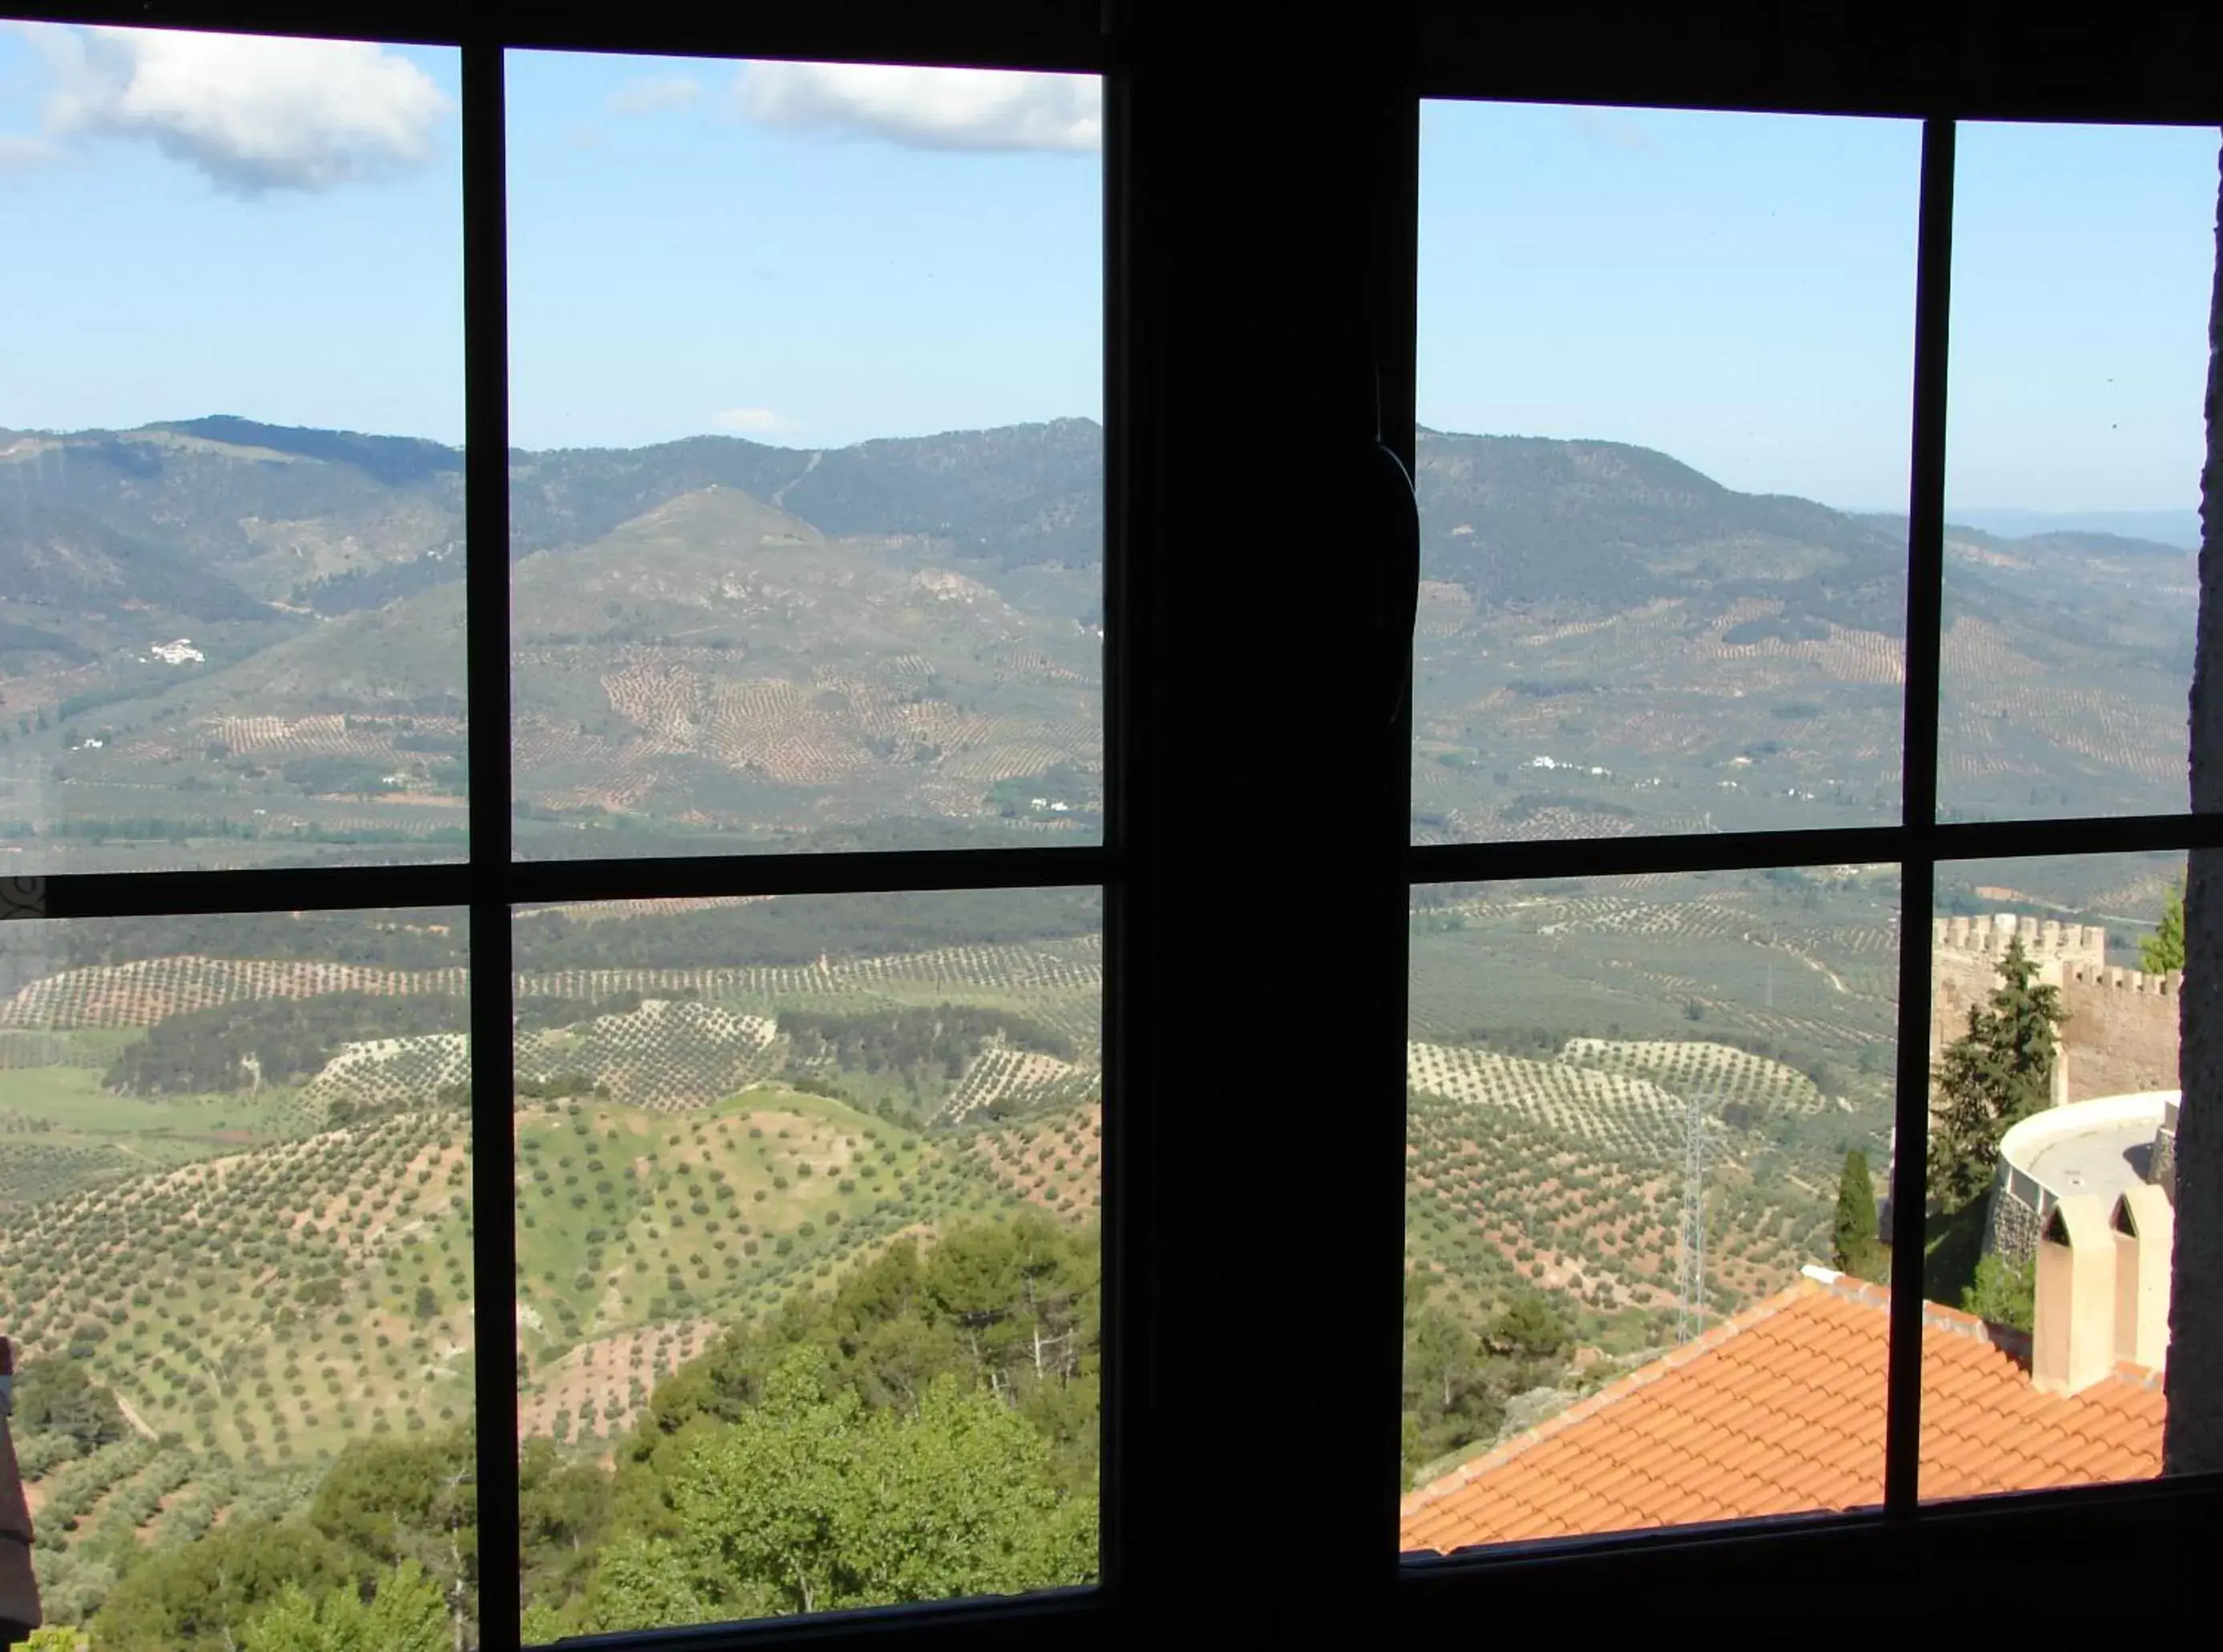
(1366, 362, 1420, 727)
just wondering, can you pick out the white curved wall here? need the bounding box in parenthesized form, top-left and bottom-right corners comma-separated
(2000, 1090, 2177, 1180)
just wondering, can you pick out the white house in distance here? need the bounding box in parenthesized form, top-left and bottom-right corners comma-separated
(151, 638, 205, 665)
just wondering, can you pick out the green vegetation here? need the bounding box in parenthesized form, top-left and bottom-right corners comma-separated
(2141, 876, 2186, 973)
(530, 1216, 1097, 1634)
(106, 994, 468, 1096)
(1961, 1252, 2036, 1332)
(1401, 1273, 1574, 1486)
(1928, 939, 2063, 1212)
(80, 1428, 472, 1652)
(8, 1358, 127, 1455)
(1831, 1149, 1886, 1281)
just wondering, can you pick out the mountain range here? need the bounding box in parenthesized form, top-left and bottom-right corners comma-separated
(0, 416, 2194, 866)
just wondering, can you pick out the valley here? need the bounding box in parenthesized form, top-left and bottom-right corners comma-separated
(0, 412, 2195, 1640)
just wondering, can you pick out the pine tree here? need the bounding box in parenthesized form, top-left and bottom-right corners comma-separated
(1831, 1148, 1881, 1278)
(1928, 939, 2064, 1212)
(2140, 876, 2186, 973)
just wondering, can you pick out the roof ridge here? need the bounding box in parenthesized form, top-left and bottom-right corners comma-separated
(1811, 1268, 2042, 1361)
(1401, 1278, 1829, 1514)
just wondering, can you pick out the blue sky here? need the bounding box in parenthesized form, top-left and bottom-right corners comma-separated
(1421, 102, 2217, 512)
(0, 24, 2212, 511)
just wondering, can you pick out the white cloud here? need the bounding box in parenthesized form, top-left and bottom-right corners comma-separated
(715, 408, 790, 434)
(608, 74, 700, 116)
(36, 26, 450, 194)
(736, 62, 1098, 153)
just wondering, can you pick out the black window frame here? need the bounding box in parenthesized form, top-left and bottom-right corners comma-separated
(1395, 0, 2223, 1624)
(0, 2, 2218, 1647)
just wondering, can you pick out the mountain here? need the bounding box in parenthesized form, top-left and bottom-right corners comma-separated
(1415, 431, 1908, 632)
(0, 492, 264, 622)
(509, 418, 1102, 568)
(0, 415, 2195, 863)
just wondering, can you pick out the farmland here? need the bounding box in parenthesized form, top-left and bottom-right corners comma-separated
(1402, 866, 1903, 1357)
(0, 842, 2191, 1634)
(0, 893, 1107, 1635)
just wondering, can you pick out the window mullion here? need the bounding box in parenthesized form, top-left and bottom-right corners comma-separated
(461, 34, 523, 1652)
(1883, 113, 1957, 1521)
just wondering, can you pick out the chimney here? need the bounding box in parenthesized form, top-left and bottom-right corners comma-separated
(2111, 1185, 2174, 1372)
(2033, 1193, 2116, 1394)
(0, 1336, 43, 1643)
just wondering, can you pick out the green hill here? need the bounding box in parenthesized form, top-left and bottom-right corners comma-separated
(2, 415, 2196, 858)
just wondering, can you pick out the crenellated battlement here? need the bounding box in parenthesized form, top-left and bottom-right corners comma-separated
(1931, 913, 2108, 967)
(2061, 962, 2184, 997)
(1929, 910, 2181, 1110)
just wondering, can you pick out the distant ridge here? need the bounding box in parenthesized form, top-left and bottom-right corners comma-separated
(1857, 505, 2200, 550)
(151, 415, 464, 488)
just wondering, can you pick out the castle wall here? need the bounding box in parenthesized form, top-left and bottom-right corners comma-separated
(2057, 965, 2182, 1101)
(1928, 914, 2179, 1107)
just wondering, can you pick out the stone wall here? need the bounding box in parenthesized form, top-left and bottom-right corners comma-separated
(2058, 963, 2185, 1101)
(1986, 1173, 2044, 1269)
(1929, 914, 2181, 1107)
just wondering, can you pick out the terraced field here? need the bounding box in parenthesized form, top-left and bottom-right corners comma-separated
(1404, 1090, 1835, 1340)
(0, 890, 1115, 1629)
(968, 1103, 1103, 1216)
(1403, 866, 1902, 1350)
(1405, 1042, 1685, 1158)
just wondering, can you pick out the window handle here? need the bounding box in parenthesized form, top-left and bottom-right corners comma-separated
(1366, 363, 1420, 727)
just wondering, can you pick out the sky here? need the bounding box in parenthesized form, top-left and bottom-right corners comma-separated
(0, 23, 2213, 511)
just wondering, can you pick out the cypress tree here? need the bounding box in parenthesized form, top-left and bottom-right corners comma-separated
(1831, 1149, 1880, 1278)
(1928, 939, 2064, 1212)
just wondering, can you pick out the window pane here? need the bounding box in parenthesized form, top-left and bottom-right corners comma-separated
(1938, 124, 2209, 823)
(1401, 866, 1899, 1551)
(0, 907, 476, 1643)
(510, 888, 1102, 1639)
(1919, 853, 2181, 1498)
(0, 25, 467, 874)
(1414, 103, 1919, 845)
(505, 54, 1103, 860)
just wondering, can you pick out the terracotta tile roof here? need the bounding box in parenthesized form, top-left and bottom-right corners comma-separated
(1400, 1274, 2165, 1554)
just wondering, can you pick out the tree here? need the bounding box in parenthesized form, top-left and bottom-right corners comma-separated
(519, 1435, 612, 1609)
(308, 1429, 476, 1650)
(1486, 1292, 1570, 1361)
(90, 1521, 350, 1652)
(2141, 876, 2186, 974)
(1961, 1252, 2036, 1332)
(10, 1358, 127, 1453)
(1401, 1285, 1499, 1487)
(238, 1564, 448, 1652)
(1831, 1149, 1883, 1278)
(1928, 939, 2064, 1212)
(601, 1344, 1093, 1626)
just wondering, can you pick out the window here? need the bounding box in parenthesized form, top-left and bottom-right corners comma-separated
(2, 5, 2220, 1650)
(2, 9, 1112, 1649)
(1395, 4, 2223, 1612)
(1400, 96, 2215, 1554)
